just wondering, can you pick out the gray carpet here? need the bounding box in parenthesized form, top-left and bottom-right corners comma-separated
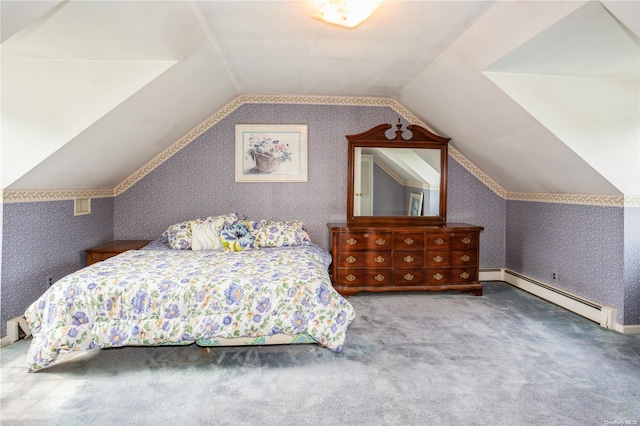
(1, 282, 639, 425)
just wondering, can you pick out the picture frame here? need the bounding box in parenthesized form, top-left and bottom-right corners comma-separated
(408, 191, 424, 216)
(235, 124, 308, 182)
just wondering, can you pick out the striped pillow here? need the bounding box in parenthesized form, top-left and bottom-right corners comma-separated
(191, 220, 224, 251)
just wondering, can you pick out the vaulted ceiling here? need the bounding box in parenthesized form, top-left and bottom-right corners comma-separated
(2, 1, 639, 198)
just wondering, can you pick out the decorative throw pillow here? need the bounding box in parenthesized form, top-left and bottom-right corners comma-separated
(253, 220, 311, 248)
(164, 213, 242, 250)
(241, 220, 265, 235)
(220, 222, 256, 252)
(164, 219, 200, 250)
(191, 221, 224, 251)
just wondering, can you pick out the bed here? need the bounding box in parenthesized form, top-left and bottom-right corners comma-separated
(25, 215, 355, 372)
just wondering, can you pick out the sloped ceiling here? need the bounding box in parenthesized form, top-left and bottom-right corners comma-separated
(2, 1, 638, 198)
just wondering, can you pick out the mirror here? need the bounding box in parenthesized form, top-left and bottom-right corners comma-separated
(347, 121, 449, 227)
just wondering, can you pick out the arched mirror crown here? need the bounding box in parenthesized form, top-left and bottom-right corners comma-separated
(346, 120, 449, 227)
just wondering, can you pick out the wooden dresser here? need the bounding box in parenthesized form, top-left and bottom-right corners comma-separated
(328, 223, 483, 296)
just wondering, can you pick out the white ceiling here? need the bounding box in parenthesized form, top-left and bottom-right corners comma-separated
(1, 0, 638, 197)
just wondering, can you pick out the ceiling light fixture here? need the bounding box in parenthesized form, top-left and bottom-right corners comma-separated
(311, 0, 383, 29)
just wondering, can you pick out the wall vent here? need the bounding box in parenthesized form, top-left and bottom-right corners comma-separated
(503, 269, 616, 329)
(74, 198, 91, 216)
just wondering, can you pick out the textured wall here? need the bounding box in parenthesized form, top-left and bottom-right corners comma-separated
(1, 198, 114, 332)
(506, 201, 627, 323)
(114, 103, 505, 270)
(624, 206, 640, 324)
(448, 159, 506, 269)
(114, 104, 401, 247)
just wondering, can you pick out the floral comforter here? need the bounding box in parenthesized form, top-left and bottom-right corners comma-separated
(25, 244, 355, 372)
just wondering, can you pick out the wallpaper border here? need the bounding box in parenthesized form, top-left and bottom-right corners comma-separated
(3, 188, 114, 203)
(2, 95, 634, 207)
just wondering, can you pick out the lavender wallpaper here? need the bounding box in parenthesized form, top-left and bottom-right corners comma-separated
(114, 104, 401, 248)
(1, 198, 114, 332)
(505, 201, 630, 323)
(114, 103, 506, 270)
(624, 206, 640, 324)
(448, 159, 506, 269)
(1, 102, 638, 336)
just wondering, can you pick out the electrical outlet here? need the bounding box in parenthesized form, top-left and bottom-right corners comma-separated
(47, 276, 53, 286)
(552, 272, 558, 282)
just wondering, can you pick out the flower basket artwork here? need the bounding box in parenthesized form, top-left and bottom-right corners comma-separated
(236, 124, 308, 182)
(253, 152, 282, 173)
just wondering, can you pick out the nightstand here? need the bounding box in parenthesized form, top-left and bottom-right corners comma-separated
(85, 240, 151, 266)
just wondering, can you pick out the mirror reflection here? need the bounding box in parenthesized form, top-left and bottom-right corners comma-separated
(353, 147, 441, 217)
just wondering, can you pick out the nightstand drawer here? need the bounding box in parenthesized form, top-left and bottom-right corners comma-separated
(86, 240, 151, 265)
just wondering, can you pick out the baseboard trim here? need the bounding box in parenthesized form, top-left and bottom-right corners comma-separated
(614, 323, 640, 335)
(479, 269, 502, 281)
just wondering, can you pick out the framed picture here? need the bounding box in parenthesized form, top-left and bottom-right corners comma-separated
(408, 192, 424, 216)
(235, 124, 308, 182)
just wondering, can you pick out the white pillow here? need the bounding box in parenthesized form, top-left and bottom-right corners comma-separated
(191, 220, 224, 251)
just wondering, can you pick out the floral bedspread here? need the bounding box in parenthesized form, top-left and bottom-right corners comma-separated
(25, 245, 355, 372)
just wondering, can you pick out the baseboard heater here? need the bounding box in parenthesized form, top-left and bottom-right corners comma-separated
(503, 269, 617, 329)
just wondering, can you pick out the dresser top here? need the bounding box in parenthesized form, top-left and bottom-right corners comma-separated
(327, 223, 484, 232)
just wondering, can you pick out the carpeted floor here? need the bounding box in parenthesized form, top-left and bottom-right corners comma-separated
(1, 282, 639, 425)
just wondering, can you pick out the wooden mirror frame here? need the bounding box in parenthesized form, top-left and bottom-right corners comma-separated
(346, 121, 450, 227)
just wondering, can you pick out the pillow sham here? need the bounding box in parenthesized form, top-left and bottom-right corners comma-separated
(220, 222, 256, 252)
(164, 213, 242, 250)
(253, 220, 311, 248)
(191, 221, 223, 251)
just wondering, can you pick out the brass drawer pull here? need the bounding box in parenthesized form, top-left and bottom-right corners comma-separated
(403, 255, 415, 263)
(461, 255, 470, 262)
(374, 274, 385, 282)
(346, 238, 357, 245)
(461, 237, 472, 245)
(374, 256, 385, 263)
(346, 256, 356, 263)
(434, 238, 445, 245)
(346, 274, 356, 282)
(404, 273, 414, 281)
(375, 238, 386, 245)
(460, 272, 470, 279)
(433, 273, 444, 280)
(363, 233, 369, 238)
(404, 238, 414, 245)
(433, 255, 443, 263)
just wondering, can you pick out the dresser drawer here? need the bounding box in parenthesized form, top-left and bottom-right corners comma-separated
(88, 252, 119, 264)
(336, 269, 392, 287)
(449, 250, 477, 267)
(393, 233, 424, 250)
(425, 233, 450, 249)
(337, 232, 393, 251)
(393, 269, 425, 286)
(425, 268, 450, 285)
(86, 240, 151, 266)
(425, 251, 449, 268)
(449, 232, 479, 250)
(449, 267, 478, 284)
(393, 251, 424, 268)
(336, 251, 392, 268)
